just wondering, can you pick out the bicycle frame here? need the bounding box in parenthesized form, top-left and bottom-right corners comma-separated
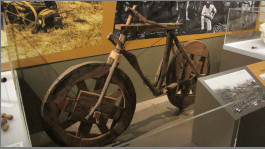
(86, 5, 204, 120)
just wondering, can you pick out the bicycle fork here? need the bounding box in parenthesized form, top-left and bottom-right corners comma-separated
(85, 50, 121, 121)
(85, 5, 137, 121)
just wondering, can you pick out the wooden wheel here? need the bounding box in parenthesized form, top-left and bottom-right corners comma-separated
(166, 40, 210, 110)
(4, 1, 37, 30)
(41, 62, 136, 146)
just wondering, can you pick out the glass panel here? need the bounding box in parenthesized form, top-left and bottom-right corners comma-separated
(112, 96, 264, 147)
(2, 2, 264, 147)
(225, 7, 261, 44)
(110, 67, 265, 147)
(224, 7, 265, 60)
(1, 12, 31, 147)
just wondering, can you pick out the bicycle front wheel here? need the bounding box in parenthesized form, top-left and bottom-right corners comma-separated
(41, 61, 136, 146)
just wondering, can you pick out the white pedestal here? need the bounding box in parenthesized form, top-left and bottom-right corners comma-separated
(1, 71, 31, 147)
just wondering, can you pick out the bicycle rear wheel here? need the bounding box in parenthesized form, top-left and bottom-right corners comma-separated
(41, 61, 136, 146)
(166, 40, 210, 110)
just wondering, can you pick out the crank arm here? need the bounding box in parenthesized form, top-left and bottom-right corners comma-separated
(163, 74, 196, 93)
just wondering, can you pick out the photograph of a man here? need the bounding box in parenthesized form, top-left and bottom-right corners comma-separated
(201, 1, 217, 32)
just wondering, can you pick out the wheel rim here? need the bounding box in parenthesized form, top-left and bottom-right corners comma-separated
(4, 1, 37, 30)
(41, 62, 136, 146)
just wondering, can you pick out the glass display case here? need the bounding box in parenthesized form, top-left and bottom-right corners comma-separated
(111, 66, 265, 147)
(1, 13, 31, 147)
(224, 7, 265, 60)
(1, 3, 265, 147)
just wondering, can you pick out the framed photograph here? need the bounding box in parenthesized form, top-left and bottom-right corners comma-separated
(1, 1, 116, 70)
(114, 1, 260, 40)
(1, 1, 262, 71)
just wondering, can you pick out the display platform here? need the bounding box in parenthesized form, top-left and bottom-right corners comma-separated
(192, 66, 265, 147)
(1, 71, 31, 147)
(223, 38, 265, 60)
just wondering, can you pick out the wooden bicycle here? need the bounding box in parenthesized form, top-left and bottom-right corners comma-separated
(41, 5, 210, 147)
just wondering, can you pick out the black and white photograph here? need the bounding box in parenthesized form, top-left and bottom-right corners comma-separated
(114, 1, 260, 40)
(204, 70, 265, 113)
(260, 73, 265, 81)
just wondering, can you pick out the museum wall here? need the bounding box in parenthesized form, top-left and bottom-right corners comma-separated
(17, 36, 224, 103)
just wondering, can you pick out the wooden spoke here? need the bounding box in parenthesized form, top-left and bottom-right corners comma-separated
(66, 131, 77, 136)
(61, 120, 76, 129)
(107, 89, 122, 99)
(97, 122, 109, 134)
(77, 122, 93, 138)
(24, 12, 33, 17)
(94, 77, 106, 94)
(110, 99, 124, 129)
(49, 102, 61, 121)
(12, 18, 20, 25)
(5, 10, 19, 17)
(22, 17, 34, 23)
(193, 55, 201, 61)
(21, 18, 27, 27)
(193, 60, 203, 77)
(14, 1, 22, 6)
(13, 4, 21, 16)
(184, 64, 192, 80)
(76, 80, 89, 91)
(56, 97, 75, 112)
(202, 58, 209, 74)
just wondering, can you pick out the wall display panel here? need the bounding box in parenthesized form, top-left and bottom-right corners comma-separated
(114, 1, 260, 40)
(2, 1, 103, 64)
(1, 1, 261, 71)
(1, 1, 115, 70)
